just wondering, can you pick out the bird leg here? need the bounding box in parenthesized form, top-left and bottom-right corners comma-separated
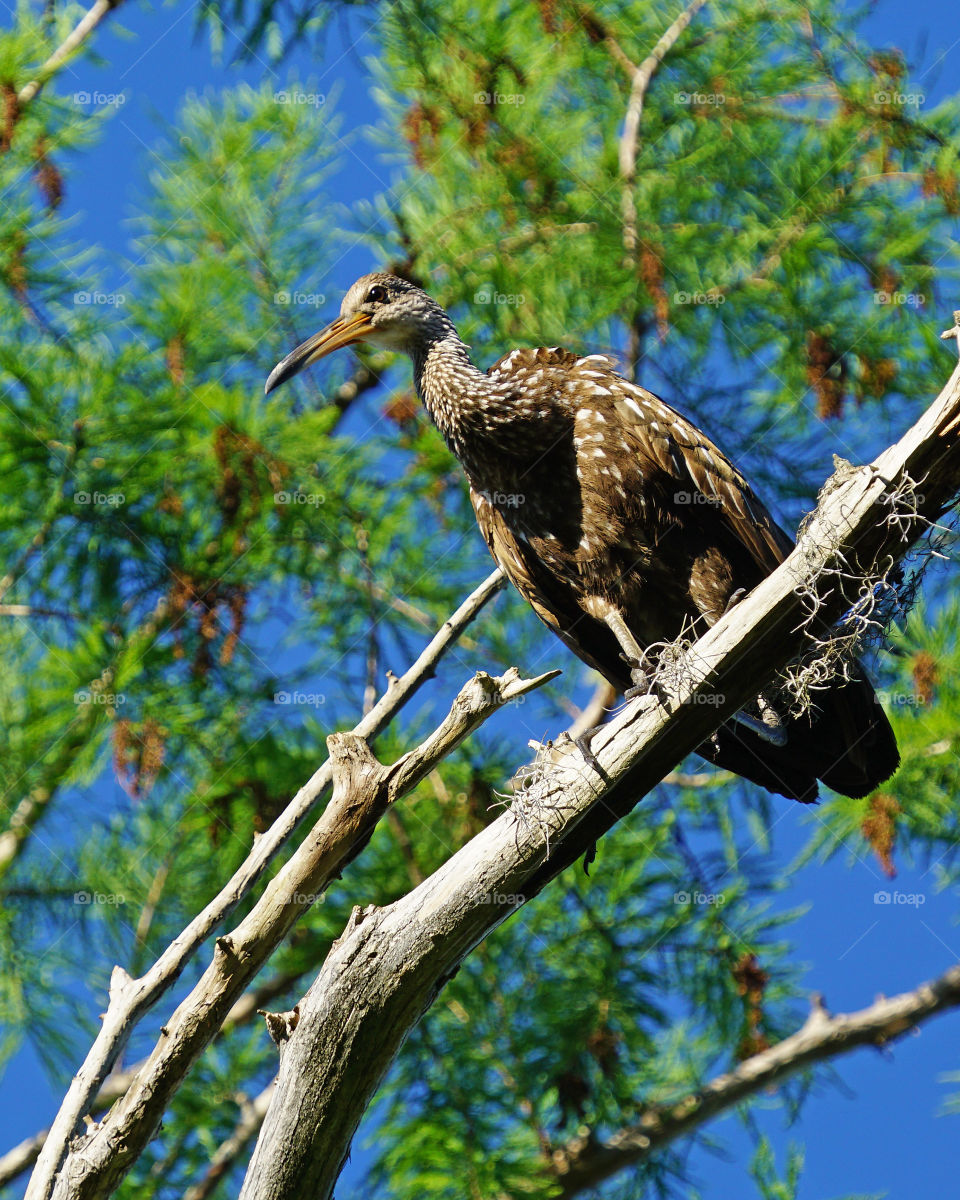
(573, 730, 609, 781)
(717, 587, 788, 745)
(573, 602, 657, 779)
(602, 608, 657, 698)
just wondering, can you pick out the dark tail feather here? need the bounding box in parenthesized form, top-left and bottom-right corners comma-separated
(697, 668, 899, 804)
(698, 724, 822, 804)
(805, 667, 900, 799)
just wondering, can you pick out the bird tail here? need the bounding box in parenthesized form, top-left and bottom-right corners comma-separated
(698, 667, 899, 803)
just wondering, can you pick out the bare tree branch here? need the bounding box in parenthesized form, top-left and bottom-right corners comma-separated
(36, 660, 556, 1200)
(0, 964, 312, 1190)
(234, 361, 960, 1199)
(26, 569, 505, 1200)
(552, 969, 960, 1195)
(18, 0, 126, 106)
(619, 0, 709, 258)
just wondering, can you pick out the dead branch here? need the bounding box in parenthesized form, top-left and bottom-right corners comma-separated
(551, 966, 960, 1196)
(18, 0, 126, 106)
(26, 569, 505, 1200)
(35, 660, 555, 1200)
(0, 964, 314, 1190)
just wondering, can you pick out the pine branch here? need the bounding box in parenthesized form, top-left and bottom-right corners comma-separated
(551, 971, 960, 1195)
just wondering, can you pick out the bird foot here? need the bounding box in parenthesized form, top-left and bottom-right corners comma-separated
(732, 709, 788, 747)
(574, 728, 610, 782)
(723, 587, 748, 615)
(620, 652, 658, 700)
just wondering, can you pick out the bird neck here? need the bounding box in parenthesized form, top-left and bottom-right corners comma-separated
(411, 334, 497, 456)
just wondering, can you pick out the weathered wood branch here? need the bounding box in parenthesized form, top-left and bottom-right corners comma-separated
(0, 963, 309, 1190)
(37, 660, 555, 1200)
(237, 361, 960, 1199)
(27, 569, 505, 1200)
(552, 966, 960, 1196)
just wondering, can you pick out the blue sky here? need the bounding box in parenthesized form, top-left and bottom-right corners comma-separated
(3, 1, 960, 1197)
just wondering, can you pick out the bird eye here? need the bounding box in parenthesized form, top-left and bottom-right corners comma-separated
(366, 285, 388, 305)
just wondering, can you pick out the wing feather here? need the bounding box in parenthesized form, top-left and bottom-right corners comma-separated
(470, 486, 624, 686)
(610, 380, 794, 574)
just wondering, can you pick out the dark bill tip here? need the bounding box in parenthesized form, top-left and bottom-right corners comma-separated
(264, 353, 301, 396)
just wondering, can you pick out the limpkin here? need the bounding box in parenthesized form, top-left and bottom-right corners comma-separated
(265, 272, 899, 804)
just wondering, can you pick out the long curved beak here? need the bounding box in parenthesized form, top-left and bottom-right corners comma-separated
(264, 312, 376, 395)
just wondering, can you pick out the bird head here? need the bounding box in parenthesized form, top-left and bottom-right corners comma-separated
(264, 272, 453, 394)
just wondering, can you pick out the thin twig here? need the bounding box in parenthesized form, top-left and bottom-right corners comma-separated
(181, 1084, 275, 1200)
(18, 0, 126, 106)
(619, 0, 709, 258)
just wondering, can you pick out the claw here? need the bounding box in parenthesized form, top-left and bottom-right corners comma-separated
(620, 651, 656, 699)
(574, 729, 609, 782)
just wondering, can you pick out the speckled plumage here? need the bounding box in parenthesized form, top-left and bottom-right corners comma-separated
(266, 272, 899, 804)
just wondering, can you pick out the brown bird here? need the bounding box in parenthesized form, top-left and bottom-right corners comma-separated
(265, 272, 899, 804)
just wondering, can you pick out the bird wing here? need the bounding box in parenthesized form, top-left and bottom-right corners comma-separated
(591, 372, 795, 575)
(470, 485, 623, 683)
